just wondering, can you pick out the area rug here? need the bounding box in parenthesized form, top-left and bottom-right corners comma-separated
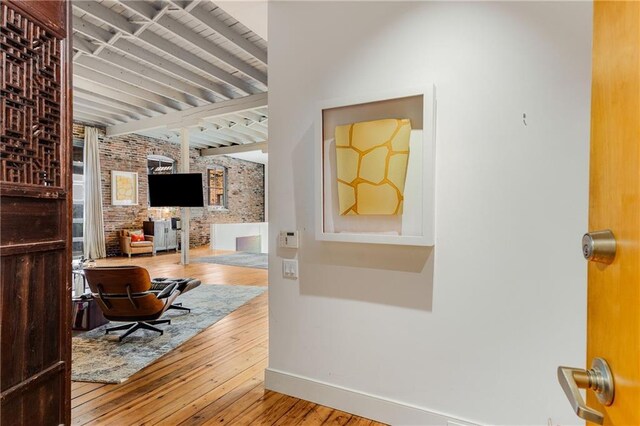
(72, 284, 266, 384)
(192, 252, 268, 269)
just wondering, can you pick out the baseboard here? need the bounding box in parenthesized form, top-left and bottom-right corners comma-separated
(264, 368, 480, 426)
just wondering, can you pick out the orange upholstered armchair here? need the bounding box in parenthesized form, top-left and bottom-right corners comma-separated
(119, 229, 154, 257)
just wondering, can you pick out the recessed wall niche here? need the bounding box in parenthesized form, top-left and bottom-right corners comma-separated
(315, 87, 436, 246)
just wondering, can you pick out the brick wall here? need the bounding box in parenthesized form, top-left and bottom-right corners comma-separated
(73, 123, 265, 256)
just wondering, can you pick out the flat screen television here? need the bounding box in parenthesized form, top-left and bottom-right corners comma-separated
(148, 173, 204, 207)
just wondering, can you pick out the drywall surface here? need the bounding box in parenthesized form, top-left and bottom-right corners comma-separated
(210, 222, 268, 253)
(267, 2, 592, 425)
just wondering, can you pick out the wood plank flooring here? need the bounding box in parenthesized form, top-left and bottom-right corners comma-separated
(72, 247, 385, 426)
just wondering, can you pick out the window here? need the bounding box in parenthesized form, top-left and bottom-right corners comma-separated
(208, 166, 227, 208)
(72, 140, 84, 258)
(147, 154, 176, 175)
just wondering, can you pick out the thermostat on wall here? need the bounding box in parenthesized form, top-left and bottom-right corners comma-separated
(279, 231, 299, 249)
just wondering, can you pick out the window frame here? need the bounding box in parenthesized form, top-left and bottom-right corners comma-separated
(207, 165, 228, 209)
(72, 138, 84, 259)
(147, 154, 176, 175)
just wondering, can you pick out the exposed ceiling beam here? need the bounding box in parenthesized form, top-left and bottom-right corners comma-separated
(172, 0, 202, 13)
(107, 92, 268, 136)
(233, 110, 265, 122)
(74, 117, 104, 128)
(136, 31, 256, 95)
(74, 97, 142, 120)
(206, 125, 258, 144)
(73, 14, 115, 41)
(188, 134, 224, 149)
(120, 0, 157, 20)
(71, 0, 268, 132)
(74, 53, 201, 108)
(74, 1, 256, 95)
(93, 48, 218, 103)
(248, 119, 268, 132)
(206, 117, 267, 141)
(195, 124, 241, 145)
(73, 16, 233, 100)
(221, 113, 268, 133)
(73, 35, 96, 54)
(112, 38, 234, 99)
(74, 65, 184, 112)
(73, 81, 167, 115)
(155, 14, 267, 85)
(143, 129, 223, 149)
(75, 110, 118, 126)
(200, 141, 268, 157)
(74, 104, 129, 123)
(185, 2, 268, 65)
(74, 1, 139, 35)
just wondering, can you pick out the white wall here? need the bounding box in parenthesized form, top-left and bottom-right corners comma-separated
(210, 222, 268, 253)
(267, 2, 592, 425)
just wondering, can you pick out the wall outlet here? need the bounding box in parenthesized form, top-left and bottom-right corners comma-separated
(282, 259, 298, 279)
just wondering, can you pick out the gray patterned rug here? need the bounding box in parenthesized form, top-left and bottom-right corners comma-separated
(72, 284, 266, 384)
(192, 252, 268, 269)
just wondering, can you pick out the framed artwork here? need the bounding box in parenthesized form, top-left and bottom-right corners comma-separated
(315, 86, 436, 246)
(111, 171, 138, 206)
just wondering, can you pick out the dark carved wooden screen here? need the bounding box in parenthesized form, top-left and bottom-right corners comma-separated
(0, 0, 72, 424)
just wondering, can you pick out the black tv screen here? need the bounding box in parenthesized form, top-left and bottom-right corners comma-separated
(148, 173, 204, 207)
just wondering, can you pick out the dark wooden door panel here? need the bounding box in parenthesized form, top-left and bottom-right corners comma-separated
(1, 252, 64, 389)
(1, 365, 64, 426)
(1, 197, 64, 244)
(0, 0, 71, 424)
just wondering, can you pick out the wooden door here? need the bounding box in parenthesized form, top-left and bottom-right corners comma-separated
(0, 0, 72, 424)
(587, 1, 640, 424)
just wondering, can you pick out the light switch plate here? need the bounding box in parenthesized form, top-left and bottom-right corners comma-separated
(282, 259, 298, 279)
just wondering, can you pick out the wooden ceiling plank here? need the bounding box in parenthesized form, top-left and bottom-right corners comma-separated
(74, 97, 142, 120)
(75, 54, 201, 107)
(155, 14, 267, 85)
(74, 75, 171, 115)
(184, 2, 267, 65)
(74, 87, 156, 118)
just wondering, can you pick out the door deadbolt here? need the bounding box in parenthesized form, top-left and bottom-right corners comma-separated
(582, 230, 616, 264)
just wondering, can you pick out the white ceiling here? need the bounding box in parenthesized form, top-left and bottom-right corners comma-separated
(72, 0, 269, 153)
(215, 1, 267, 41)
(226, 149, 268, 165)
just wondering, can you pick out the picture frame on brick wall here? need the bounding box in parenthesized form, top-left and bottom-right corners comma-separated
(111, 171, 138, 206)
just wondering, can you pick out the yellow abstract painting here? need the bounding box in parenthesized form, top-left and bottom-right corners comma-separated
(115, 175, 134, 201)
(335, 118, 411, 215)
(111, 171, 138, 205)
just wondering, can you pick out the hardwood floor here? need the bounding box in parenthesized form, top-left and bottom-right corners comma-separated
(72, 247, 385, 426)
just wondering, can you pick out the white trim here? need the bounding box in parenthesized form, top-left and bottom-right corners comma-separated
(265, 368, 480, 426)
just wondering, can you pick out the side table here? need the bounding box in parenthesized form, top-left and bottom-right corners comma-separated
(72, 296, 108, 331)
